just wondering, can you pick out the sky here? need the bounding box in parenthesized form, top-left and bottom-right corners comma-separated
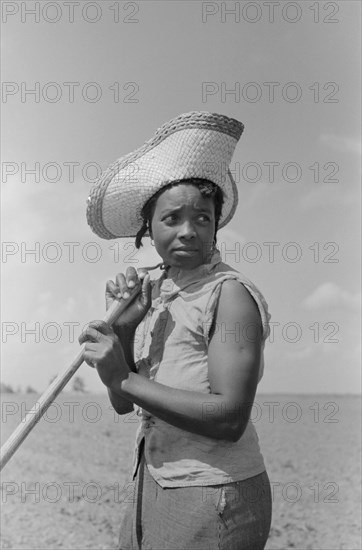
(1, 0, 361, 394)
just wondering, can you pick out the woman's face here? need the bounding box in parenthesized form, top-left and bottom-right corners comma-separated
(150, 184, 216, 270)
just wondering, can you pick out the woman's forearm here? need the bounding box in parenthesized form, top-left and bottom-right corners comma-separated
(111, 372, 250, 442)
(113, 325, 137, 371)
(108, 326, 137, 414)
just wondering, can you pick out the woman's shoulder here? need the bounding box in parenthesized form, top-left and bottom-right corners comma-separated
(217, 277, 259, 306)
(214, 278, 263, 331)
(205, 265, 271, 341)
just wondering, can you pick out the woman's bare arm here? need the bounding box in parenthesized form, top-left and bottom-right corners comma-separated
(107, 326, 137, 414)
(112, 280, 262, 441)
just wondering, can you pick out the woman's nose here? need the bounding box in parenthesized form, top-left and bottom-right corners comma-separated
(178, 220, 196, 238)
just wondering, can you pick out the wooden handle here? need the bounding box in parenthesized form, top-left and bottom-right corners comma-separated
(0, 284, 142, 472)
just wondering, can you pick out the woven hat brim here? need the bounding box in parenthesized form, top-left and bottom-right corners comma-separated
(87, 112, 243, 239)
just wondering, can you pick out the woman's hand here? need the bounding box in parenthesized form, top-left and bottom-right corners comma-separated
(106, 267, 152, 331)
(79, 320, 129, 389)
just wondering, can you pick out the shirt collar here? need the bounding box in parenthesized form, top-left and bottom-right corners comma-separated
(156, 249, 222, 302)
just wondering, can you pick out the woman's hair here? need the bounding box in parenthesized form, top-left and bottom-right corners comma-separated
(135, 179, 225, 249)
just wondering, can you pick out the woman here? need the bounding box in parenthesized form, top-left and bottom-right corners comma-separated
(81, 111, 272, 549)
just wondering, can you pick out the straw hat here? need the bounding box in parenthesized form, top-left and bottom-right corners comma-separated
(86, 111, 244, 239)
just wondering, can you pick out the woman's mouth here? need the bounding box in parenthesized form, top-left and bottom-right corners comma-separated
(174, 248, 198, 253)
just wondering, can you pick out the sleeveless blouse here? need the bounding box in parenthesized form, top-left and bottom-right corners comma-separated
(131, 249, 271, 488)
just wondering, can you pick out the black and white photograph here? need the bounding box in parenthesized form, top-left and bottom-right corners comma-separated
(1, 1, 361, 549)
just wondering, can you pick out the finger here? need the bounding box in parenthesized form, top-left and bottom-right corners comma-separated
(140, 273, 152, 306)
(83, 350, 98, 368)
(79, 321, 112, 343)
(115, 272, 130, 298)
(137, 268, 148, 280)
(125, 266, 138, 289)
(79, 327, 101, 344)
(83, 342, 98, 352)
(106, 279, 119, 298)
(88, 320, 111, 333)
(106, 279, 141, 307)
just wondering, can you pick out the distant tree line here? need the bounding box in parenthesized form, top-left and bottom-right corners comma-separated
(0, 376, 86, 394)
(0, 383, 38, 394)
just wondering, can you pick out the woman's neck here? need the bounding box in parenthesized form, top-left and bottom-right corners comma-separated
(163, 248, 221, 280)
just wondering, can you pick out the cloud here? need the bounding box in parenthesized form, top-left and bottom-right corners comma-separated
(301, 282, 361, 311)
(319, 134, 361, 155)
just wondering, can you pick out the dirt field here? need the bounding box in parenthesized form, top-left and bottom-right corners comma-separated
(1, 393, 360, 550)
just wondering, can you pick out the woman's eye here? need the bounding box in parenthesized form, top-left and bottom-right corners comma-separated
(196, 215, 210, 223)
(163, 214, 210, 223)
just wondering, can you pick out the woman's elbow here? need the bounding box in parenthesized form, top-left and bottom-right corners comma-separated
(223, 419, 248, 442)
(112, 402, 134, 415)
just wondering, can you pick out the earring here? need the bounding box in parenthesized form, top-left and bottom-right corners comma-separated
(150, 238, 155, 246)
